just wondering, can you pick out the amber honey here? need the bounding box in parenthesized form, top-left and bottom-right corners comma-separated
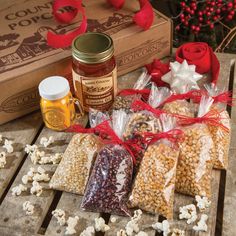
(39, 76, 77, 131)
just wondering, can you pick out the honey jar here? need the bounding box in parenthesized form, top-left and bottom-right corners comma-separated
(39, 76, 81, 131)
(72, 32, 117, 112)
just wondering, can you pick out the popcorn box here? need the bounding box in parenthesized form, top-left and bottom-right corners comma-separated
(0, 0, 172, 124)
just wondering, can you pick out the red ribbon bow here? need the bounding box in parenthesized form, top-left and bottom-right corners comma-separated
(145, 59, 170, 87)
(176, 42, 220, 84)
(178, 110, 229, 132)
(67, 120, 141, 164)
(212, 91, 234, 106)
(118, 89, 150, 101)
(131, 100, 167, 117)
(142, 129, 184, 146)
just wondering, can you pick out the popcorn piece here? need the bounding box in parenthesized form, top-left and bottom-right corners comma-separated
(152, 220, 170, 236)
(23, 201, 34, 215)
(193, 214, 208, 232)
(3, 139, 13, 153)
(136, 231, 148, 236)
(30, 150, 45, 165)
(40, 136, 54, 148)
(179, 204, 197, 224)
(65, 216, 79, 235)
(195, 195, 211, 212)
(111, 217, 117, 223)
(27, 167, 37, 178)
(0, 152, 6, 168)
(52, 209, 66, 226)
(11, 184, 27, 196)
(80, 226, 95, 236)
(38, 153, 63, 165)
(22, 175, 32, 185)
(33, 172, 50, 182)
(171, 228, 185, 236)
(25, 144, 38, 154)
(95, 217, 110, 232)
(125, 210, 143, 236)
(30, 181, 43, 196)
(117, 229, 127, 236)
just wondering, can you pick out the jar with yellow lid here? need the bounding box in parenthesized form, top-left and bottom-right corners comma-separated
(72, 32, 117, 112)
(39, 76, 82, 131)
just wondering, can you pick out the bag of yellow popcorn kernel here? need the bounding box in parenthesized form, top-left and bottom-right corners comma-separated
(129, 114, 183, 219)
(203, 83, 232, 169)
(49, 133, 103, 195)
(176, 96, 218, 197)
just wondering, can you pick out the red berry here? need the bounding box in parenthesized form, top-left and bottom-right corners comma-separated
(210, 24, 214, 29)
(228, 2, 233, 8)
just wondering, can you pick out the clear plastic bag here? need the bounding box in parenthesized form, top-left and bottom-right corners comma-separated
(112, 70, 151, 113)
(49, 134, 103, 195)
(129, 115, 180, 219)
(175, 97, 215, 197)
(81, 110, 133, 216)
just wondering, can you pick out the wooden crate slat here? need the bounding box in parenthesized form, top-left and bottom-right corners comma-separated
(223, 58, 236, 236)
(0, 128, 74, 235)
(0, 112, 43, 199)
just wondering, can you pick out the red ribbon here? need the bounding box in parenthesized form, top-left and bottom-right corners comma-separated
(176, 42, 220, 84)
(47, 0, 87, 48)
(107, 0, 154, 30)
(161, 90, 206, 106)
(118, 89, 150, 101)
(142, 129, 184, 146)
(145, 59, 170, 87)
(178, 110, 229, 132)
(212, 91, 234, 106)
(67, 120, 141, 164)
(131, 100, 167, 117)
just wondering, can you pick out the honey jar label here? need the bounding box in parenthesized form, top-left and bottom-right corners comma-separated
(73, 67, 117, 111)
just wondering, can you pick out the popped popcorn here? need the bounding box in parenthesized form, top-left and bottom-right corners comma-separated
(0, 152, 6, 168)
(65, 216, 79, 235)
(0, 134, 2, 143)
(110, 217, 117, 223)
(22, 175, 32, 185)
(52, 209, 66, 226)
(22, 201, 34, 215)
(193, 214, 208, 232)
(80, 226, 95, 236)
(30, 150, 45, 164)
(117, 229, 127, 236)
(3, 139, 13, 153)
(27, 167, 37, 178)
(125, 210, 143, 236)
(11, 184, 27, 196)
(30, 181, 43, 196)
(171, 228, 185, 236)
(195, 195, 211, 212)
(94, 217, 110, 232)
(40, 136, 54, 148)
(152, 220, 170, 236)
(179, 204, 198, 224)
(38, 153, 63, 165)
(25, 144, 38, 154)
(32, 166, 50, 182)
(136, 231, 148, 236)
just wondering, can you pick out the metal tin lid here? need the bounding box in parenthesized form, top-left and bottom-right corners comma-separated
(39, 76, 70, 101)
(72, 32, 114, 64)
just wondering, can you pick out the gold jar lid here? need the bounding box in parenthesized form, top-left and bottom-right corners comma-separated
(72, 32, 114, 64)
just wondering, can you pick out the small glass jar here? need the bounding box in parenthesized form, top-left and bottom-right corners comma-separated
(72, 32, 117, 112)
(39, 76, 81, 131)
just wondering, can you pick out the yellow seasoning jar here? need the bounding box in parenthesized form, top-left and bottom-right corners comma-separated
(72, 32, 117, 112)
(39, 76, 81, 131)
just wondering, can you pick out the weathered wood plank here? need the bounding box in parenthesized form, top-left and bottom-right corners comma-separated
(223, 57, 236, 236)
(0, 112, 43, 199)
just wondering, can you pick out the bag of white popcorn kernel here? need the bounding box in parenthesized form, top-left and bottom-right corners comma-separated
(204, 83, 231, 170)
(129, 114, 183, 219)
(176, 96, 217, 197)
(49, 133, 103, 195)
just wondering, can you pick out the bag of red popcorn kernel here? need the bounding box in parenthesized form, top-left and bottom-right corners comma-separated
(81, 110, 140, 216)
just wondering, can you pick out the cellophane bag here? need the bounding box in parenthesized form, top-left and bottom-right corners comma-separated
(81, 110, 134, 216)
(49, 133, 103, 195)
(112, 70, 151, 113)
(89, 108, 110, 128)
(204, 83, 231, 169)
(129, 115, 180, 219)
(175, 96, 215, 197)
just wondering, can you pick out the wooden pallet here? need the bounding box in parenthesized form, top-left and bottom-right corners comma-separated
(0, 54, 235, 236)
